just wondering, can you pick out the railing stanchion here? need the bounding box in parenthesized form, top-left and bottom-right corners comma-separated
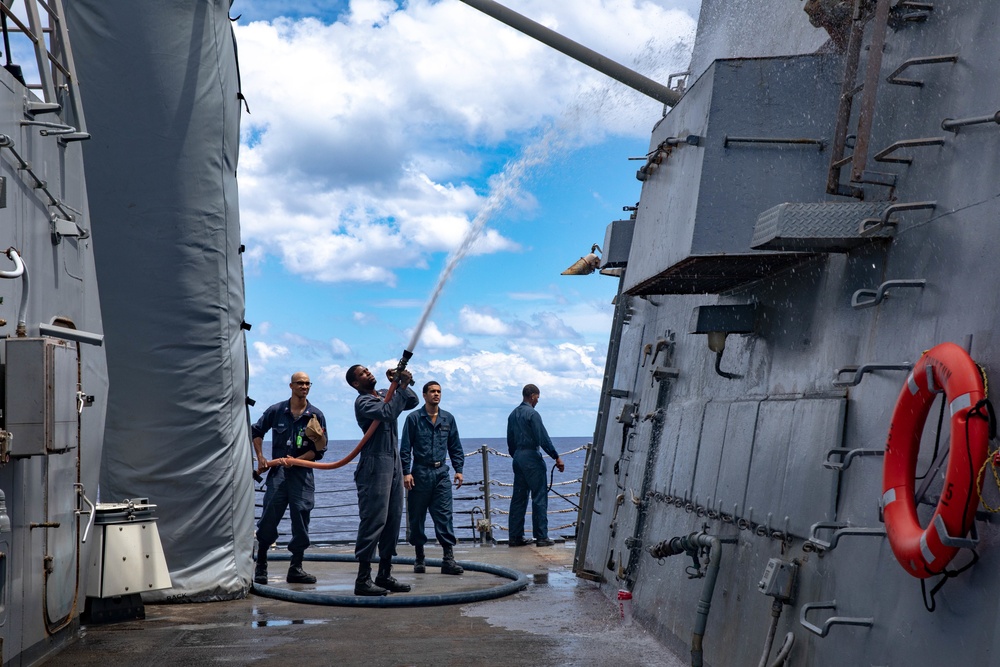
(481, 444, 494, 543)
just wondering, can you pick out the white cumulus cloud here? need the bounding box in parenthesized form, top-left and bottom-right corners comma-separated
(253, 341, 290, 362)
(233, 0, 696, 286)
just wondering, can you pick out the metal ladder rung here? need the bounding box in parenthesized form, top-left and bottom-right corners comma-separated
(873, 137, 945, 164)
(886, 54, 958, 87)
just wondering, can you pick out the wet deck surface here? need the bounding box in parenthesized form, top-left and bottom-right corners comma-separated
(49, 541, 685, 666)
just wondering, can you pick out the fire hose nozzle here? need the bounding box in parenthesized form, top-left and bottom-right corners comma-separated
(390, 349, 416, 386)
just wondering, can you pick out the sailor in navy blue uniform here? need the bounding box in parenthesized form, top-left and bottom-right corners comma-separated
(400, 381, 465, 575)
(506, 383, 563, 547)
(252, 371, 327, 585)
(346, 364, 419, 596)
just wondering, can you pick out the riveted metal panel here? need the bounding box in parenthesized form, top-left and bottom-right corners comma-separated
(781, 398, 846, 538)
(692, 401, 729, 508)
(745, 400, 796, 525)
(715, 401, 760, 517)
(667, 400, 706, 499)
(654, 401, 683, 492)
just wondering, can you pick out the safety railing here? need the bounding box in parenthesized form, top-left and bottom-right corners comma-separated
(255, 442, 588, 546)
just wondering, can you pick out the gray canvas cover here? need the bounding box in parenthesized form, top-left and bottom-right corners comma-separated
(64, 0, 253, 600)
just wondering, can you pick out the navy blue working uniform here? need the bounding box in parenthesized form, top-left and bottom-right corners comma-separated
(254, 400, 326, 562)
(507, 401, 559, 542)
(400, 406, 464, 549)
(353, 386, 419, 565)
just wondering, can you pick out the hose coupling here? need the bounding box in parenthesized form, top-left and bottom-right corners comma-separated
(647, 536, 688, 559)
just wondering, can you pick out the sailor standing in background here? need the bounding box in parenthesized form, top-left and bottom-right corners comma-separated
(507, 383, 564, 547)
(346, 364, 419, 596)
(400, 381, 465, 576)
(253, 372, 327, 585)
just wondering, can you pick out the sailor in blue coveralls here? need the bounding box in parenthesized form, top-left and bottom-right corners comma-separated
(507, 383, 564, 547)
(253, 371, 327, 584)
(400, 381, 465, 575)
(346, 364, 419, 596)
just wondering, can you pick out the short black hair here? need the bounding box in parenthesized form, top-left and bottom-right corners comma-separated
(522, 383, 539, 399)
(346, 364, 363, 386)
(423, 380, 441, 395)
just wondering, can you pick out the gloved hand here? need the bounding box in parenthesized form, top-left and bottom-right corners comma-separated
(305, 414, 326, 451)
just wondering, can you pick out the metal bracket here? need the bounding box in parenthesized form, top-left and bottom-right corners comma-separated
(888, 1, 934, 28)
(75, 483, 96, 543)
(851, 279, 926, 309)
(886, 54, 958, 87)
(20, 119, 79, 136)
(665, 134, 701, 147)
(859, 201, 936, 236)
(651, 366, 679, 385)
(933, 513, 979, 550)
(807, 522, 886, 550)
(872, 137, 945, 164)
(941, 110, 1000, 133)
(723, 136, 825, 150)
(800, 601, 874, 637)
(853, 170, 898, 189)
(51, 216, 90, 243)
(833, 363, 912, 387)
(823, 447, 885, 470)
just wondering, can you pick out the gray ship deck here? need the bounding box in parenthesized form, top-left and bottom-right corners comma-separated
(48, 541, 684, 666)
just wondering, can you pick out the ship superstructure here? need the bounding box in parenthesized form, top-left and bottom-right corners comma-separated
(0, 1, 107, 664)
(570, 1, 1000, 665)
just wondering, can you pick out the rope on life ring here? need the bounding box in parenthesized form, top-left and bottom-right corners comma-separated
(882, 342, 992, 578)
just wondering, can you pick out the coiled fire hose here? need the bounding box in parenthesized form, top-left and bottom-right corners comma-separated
(263, 349, 413, 471)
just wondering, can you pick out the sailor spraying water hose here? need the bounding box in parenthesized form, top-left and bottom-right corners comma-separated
(264, 349, 415, 472)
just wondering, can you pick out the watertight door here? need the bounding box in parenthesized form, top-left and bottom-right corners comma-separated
(43, 346, 82, 631)
(44, 453, 79, 630)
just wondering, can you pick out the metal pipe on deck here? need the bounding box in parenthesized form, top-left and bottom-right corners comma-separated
(456, 0, 681, 107)
(648, 531, 737, 667)
(481, 444, 494, 542)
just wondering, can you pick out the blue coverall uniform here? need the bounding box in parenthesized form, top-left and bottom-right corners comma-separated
(400, 406, 464, 549)
(507, 401, 559, 542)
(353, 385, 419, 565)
(254, 400, 327, 562)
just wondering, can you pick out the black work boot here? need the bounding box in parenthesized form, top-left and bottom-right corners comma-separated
(254, 552, 268, 585)
(355, 561, 387, 596)
(287, 557, 317, 584)
(441, 545, 463, 575)
(375, 564, 412, 593)
(413, 544, 426, 574)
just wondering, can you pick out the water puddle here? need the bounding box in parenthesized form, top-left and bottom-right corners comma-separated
(251, 619, 329, 628)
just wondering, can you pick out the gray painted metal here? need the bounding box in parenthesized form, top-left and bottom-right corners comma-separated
(623, 55, 842, 296)
(455, 0, 682, 107)
(64, 1, 253, 601)
(600, 219, 635, 269)
(751, 201, 892, 252)
(576, 2, 1000, 665)
(0, 3, 108, 662)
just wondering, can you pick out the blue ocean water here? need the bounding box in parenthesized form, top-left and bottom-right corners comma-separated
(255, 436, 590, 545)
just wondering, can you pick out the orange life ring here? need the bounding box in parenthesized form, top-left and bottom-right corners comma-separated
(882, 342, 990, 578)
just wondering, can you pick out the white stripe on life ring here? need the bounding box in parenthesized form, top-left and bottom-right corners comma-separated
(950, 392, 972, 417)
(882, 488, 897, 508)
(907, 373, 919, 395)
(926, 365, 938, 393)
(920, 531, 936, 565)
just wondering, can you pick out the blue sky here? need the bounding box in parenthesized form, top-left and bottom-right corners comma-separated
(233, 0, 699, 437)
